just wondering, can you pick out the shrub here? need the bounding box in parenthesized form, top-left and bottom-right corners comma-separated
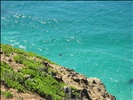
(1, 44, 66, 100)
(14, 55, 26, 64)
(3, 91, 13, 98)
(1, 44, 13, 56)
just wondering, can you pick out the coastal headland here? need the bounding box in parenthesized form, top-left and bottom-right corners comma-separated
(1, 44, 116, 100)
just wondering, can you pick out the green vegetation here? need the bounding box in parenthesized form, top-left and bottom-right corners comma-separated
(1, 44, 81, 100)
(1, 62, 26, 92)
(1, 90, 13, 98)
(1, 44, 66, 100)
(1, 44, 54, 64)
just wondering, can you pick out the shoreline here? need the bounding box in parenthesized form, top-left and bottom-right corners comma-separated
(1, 44, 116, 100)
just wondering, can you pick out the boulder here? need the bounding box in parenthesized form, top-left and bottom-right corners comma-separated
(81, 88, 92, 100)
(64, 86, 72, 99)
(80, 76, 88, 84)
(92, 80, 97, 84)
(8, 58, 12, 62)
(54, 74, 62, 82)
(64, 86, 70, 93)
(42, 61, 49, 66)
(73, 76, 80, 82)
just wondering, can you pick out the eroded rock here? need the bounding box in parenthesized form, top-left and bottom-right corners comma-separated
(81, 88, 92, 100)
(42, 61, 49, 66)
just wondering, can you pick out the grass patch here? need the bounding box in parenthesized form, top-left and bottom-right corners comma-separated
(1, 43, 81, 100)
(1, 44, 66, 100)
(1, 90, 13, 98)
(1, 44, 55, 64)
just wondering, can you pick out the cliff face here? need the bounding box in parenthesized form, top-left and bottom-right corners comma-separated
(1, 44, 116, 100)
(48, 63, 116, 100)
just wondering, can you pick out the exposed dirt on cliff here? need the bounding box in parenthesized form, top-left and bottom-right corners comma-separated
(1, 84, 45, 100)
(1, 48, 116, 100)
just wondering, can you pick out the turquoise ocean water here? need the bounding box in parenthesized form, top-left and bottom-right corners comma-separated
(1, 1, 133, 100)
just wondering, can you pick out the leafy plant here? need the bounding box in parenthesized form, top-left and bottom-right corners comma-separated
(1, 44, 72, 100)
(1, 91, 13, 98)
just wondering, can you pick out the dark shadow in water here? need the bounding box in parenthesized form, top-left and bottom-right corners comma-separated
(128, 79, 133, 85)
(59, 53, 62, 56)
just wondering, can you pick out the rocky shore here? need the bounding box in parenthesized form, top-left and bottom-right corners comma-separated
(1, 44, 116, 100)
(47, 63, 116, 100)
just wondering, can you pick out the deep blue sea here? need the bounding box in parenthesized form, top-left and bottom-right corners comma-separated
(1, 1, 133, 100)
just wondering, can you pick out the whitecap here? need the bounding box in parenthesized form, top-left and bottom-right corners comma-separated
(23, 40, 27, 43)
(94, 63, 98, 66)
(73, 67, 76, 70)
(19, 45, 26, 50)
(53, 18, 58, 24)
(44, 48, 49, 51)
(70, 36, 75, 39)
(110, 78, 118, 83)
(13, 14, 20, 19)
(66, 39, 69, 42)
(76, 39, 81, 44)
(10, 40, 15, 42)
(1, 17, 6, 20)
(38, 48, 42, 52)
(41, 21, 46, 24)
(70, 54, 74, 56)
(21, 15, 26, 18)
(31, 43, 35, 46)
(14, 21, 18, 23)
(14, 42, 19, 45)
(32, 25, 37, 29)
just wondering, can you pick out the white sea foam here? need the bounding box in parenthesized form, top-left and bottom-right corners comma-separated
(19, 45, 26, 50)
(66, 39, 69, 42)
(44, 48, 49, 51)
(69, 54, 74, 56)
(14, 42, 19, 45)
(14, 21, 18, 23)
(23, 40, 27, 43)
(41, 21, 46, 24)
(109, 78, 118, 83)
(21, 15, 26, 18)
(38, 48, 42, 51)
(13, 14, 20, 19)
(10, 40, 15, 42)
(1, 17, 6, 20)
(53, 18, 58, 24)
(76, 39, 81, 44)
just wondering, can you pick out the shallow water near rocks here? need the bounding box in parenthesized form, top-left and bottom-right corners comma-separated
(1, 1, 133, 100)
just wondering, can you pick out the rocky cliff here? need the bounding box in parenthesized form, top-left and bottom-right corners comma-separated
(1, 44, 116, 100)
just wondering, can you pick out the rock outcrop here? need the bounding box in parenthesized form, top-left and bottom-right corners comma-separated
(50, 63, 116, 100)
(1, 45, 116, 100)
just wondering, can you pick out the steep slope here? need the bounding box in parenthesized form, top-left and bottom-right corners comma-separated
(0, 44, 116, 100)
